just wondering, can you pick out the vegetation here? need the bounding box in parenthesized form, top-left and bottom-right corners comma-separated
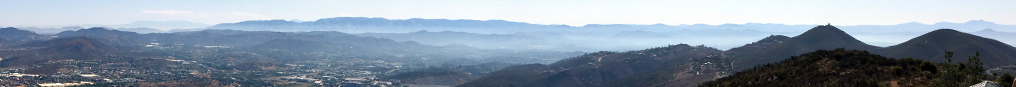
(701, 49, 1010, 87)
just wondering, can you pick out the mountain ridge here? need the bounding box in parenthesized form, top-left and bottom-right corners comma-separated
(460, 24, 1016, 87)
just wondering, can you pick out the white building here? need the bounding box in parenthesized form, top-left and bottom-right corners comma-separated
(970, 81, 1002, 87)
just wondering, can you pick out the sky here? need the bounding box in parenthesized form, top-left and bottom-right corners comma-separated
(2, 0, 1015, 27)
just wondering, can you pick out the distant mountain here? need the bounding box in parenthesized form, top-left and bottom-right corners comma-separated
(457, 44, 721, 87)
(726, 25, 879, 70)
(878, 29, 1016, 68)
(972, 29, 1016, 47)
(110, 20, 209, 30)
(55, 27, 149, 46)
(113, 27, 166, 34)
(207, 17, 1016, 34)
(205, 17, 1016, 51)
(840, 20, 1016, 33)
(0, 27, 46, 42)
(209, 17, 573, 33)
(14, 26, 84, 34)
(358, 30, 563, 50)
(609, 30, 673, 38)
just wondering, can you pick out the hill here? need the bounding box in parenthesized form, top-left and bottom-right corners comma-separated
(700, 49, 1004, 87)
(726, 25, 880, 70)
(2, 36, 117, 63)
(878, 29, 1016, 69)
(55, 27, 149, 46)
(0, 27, 46, 42)
(593, 25, 1016, 87)
(456, 44, 722, 87)
(457, 24, 1016, 87)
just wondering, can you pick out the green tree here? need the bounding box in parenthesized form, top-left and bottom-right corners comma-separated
(944, 50, 954, 63)
(999, 73, 1014, 87)
(967, 52, 985, 74)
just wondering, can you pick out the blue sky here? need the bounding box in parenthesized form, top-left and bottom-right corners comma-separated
(2, 0, 1014, 27)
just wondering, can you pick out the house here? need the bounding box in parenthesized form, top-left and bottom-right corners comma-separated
(970, 81, 1002, 87)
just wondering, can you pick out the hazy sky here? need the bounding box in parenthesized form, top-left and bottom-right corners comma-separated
(2, 0, 1014, 27)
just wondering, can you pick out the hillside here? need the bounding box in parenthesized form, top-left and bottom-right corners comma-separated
(0, 36, 177, 74)
(700, 49, 1005, 87)
(459, 25, 1016, 87)
(1, 37, 120, 68)
(384, 68, 477, 86)
(55, 27, 149, 46)
(0, 27, 46, 42)
(251, 39, 338, 52)
(879, 29, 1016, 69)
(727, 25, 880, 70)
(456, 44, 722, 87)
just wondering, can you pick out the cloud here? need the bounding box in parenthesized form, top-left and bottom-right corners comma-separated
(142, 10, 194, 16)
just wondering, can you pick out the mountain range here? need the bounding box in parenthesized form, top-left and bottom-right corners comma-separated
(2, 17, 1015, 86)
(209, 17, 1016, 34)
(11, 17, 1016, 52)
(201, 17, 1016, 51)
(457, 24, 1016, 87)
(0, 27, 584, 74)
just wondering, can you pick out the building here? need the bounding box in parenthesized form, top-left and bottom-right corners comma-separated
(970, 81, 1002, 87)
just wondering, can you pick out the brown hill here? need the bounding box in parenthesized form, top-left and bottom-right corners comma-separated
(20, 37, 118, 60)
(1, 37, 119, 67)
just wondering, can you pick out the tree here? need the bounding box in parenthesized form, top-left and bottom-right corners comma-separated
(967, 52, 985, 75)
(944, 50, 954, 63)
(999, 73, 1014, 87)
